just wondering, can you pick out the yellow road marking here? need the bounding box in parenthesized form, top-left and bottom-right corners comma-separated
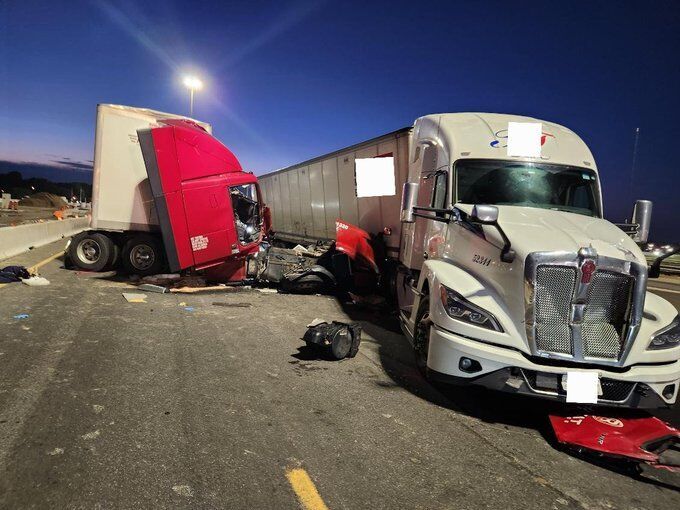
(28, 250, 65, 274)
(286, 468, 329, 510)
(0, 250, 64, 290)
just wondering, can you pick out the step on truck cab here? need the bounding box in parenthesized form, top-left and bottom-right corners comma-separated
(69, 104, 264, 278)
(258, 112, 680, 408)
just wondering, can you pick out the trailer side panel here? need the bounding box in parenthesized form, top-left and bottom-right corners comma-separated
(260, 128, 411, 252)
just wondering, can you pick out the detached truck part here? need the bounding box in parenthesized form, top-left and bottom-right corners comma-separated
(259, 112, 680, 409)
(69, 104, 264, 277)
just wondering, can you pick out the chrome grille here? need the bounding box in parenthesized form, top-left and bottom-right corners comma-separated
(534, 266, 576, 355)
(581, 271, 634, 358)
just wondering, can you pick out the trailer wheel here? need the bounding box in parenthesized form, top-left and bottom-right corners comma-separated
(69, 232, 113, 272)
(121, 234, 164, 276)
(109, 242, 121, 269)
(413, 295, 431, 378)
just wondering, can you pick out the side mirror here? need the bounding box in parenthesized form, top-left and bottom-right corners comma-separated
(400, 182, 419, 223)
(470, 204, 499, 223)
(468, 204, 515, 263)
(631, 200, 652, 244)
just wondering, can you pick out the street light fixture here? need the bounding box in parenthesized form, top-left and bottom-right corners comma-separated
(183, 75, 203, 117)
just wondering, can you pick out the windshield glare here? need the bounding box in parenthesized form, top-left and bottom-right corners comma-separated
(455, 160, 601, 217)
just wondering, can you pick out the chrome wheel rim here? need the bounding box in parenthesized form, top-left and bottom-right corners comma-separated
(130, 244, 155, 271)
(77, 239, 101, 263)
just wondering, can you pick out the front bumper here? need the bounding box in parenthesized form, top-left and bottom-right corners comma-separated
(427, 324, 680, 408)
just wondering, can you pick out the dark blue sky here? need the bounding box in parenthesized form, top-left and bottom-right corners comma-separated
(1, 1, 678, 240)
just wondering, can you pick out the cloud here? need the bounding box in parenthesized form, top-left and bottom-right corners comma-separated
(50, 158, 94, 170)
(0, 159, 92, 183)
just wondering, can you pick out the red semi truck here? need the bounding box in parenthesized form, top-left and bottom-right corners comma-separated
(69, 104, 265, 279)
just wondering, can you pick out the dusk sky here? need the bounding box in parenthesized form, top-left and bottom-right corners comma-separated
(0, 1, 678, 240)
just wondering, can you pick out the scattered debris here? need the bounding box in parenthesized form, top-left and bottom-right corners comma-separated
(138, 283, 168, 294)
(0, 265, 30, 283)
(21, 276, 50, 286)
(122, 292, 147, 303)
(92, 405, 105, 414)
(256, 288, 278, 294)
(178, 302, 187, 307)
(307, 318, 328, 328)
(172, 485, 194, 498)
(550, 413, 680, 472)
(13, 314, 29, 320)
(183, 307, 195, 312)
(292, 244, 309, 255)
(212, 302, 252, 308)
(170, 285, 239, 294)
(47, 447, 64, 456)
(81, 429, 101, 440)
(348, 292, 386, 307)
(303, 321, 362, 360)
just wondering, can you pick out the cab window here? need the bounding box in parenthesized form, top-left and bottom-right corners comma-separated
(431, 171, 447, 213)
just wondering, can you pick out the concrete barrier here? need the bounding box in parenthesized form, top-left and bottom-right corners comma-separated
(0, 217, 90, 261)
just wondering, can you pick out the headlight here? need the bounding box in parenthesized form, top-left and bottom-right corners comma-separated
(439, 284, 503, 332)
(649, 315, 680, 350)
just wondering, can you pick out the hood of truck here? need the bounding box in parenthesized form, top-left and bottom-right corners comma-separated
(463, 205, 646, 265)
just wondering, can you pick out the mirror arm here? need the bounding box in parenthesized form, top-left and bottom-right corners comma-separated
(649, 246, 680, 279)
(412, 206, 454, 223)
(464, 212, 515, 263)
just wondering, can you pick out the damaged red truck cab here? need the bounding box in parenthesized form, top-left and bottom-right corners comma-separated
(69, 105, 264, 280)
(138, 119, 263, 279)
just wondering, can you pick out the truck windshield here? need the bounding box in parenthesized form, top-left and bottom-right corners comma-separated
(455, 160, 601, 217)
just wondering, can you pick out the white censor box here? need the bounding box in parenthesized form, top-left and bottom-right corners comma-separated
(507, 122, 542, 158)
(565, 371, 599, 403)
(355, 157, 396, 197)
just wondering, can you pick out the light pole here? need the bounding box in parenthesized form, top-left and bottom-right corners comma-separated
(183, 76, 203, 117)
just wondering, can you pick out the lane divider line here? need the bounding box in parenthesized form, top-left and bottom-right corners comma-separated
(28, 250, 65, 274)
(1, 250, 65, 291)
(286, 468, 330, 510)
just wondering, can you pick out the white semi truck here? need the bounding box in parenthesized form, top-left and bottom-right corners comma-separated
(259, 112, 680, 408)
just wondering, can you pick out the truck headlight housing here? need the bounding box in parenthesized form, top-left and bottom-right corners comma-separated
(439, 284, 503, 332)
(649, 315, 680, 350)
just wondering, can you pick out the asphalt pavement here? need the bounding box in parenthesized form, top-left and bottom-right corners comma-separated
(0, 240, 679, 509)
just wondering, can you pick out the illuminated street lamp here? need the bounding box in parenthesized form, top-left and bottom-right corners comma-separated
(183, 75, 203, 117)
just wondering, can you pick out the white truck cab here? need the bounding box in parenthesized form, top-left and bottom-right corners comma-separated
(397, 113, 679, 408)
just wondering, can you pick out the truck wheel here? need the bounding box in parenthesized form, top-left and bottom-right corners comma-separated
(121, 234, 164, 276)
(414, 295, 431, 378)
(69, 232, 113, 272)
(109, 242, 121, 269)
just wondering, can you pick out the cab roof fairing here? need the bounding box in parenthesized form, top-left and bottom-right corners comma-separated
(413, 113, 599, 173)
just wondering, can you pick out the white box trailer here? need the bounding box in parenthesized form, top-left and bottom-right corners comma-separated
(91, 104, 211, 232)
(258, 128, 410, 257)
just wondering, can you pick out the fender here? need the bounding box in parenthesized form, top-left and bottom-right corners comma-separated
(414, 259, 527, 352)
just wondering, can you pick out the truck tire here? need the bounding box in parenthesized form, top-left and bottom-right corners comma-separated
(69, 232, 113, 272)
(109, 242, 121, 269)
(413, 295, 431, 379)
(121, 234, 164, 276)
